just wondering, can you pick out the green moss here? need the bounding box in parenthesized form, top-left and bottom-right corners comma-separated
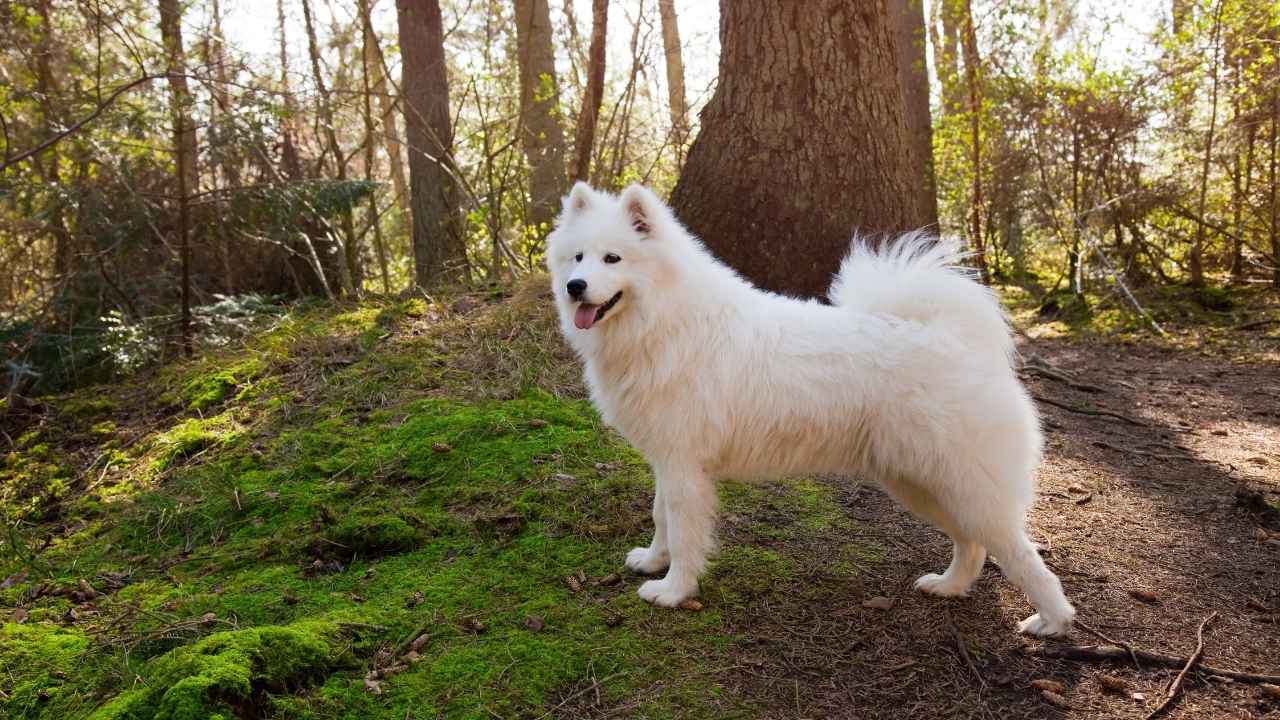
(321, 512, 422, 558)
(0, 623, 91, 718)
(150, 415, 240, 472)
(59, 397, 116, 420)
(90, 621, 341, 720)
(180, 358, 265, 411)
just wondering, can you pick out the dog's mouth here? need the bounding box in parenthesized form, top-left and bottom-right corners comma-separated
(573, 291, 623, 330)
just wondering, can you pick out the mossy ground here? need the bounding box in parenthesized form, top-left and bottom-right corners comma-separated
(0, 279, 873, 719)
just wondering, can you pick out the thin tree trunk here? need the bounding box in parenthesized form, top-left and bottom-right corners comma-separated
(1270, 83, 1278, 287)
(363, 22, 410, 232)
(34, 0, 72, 280)
(158, 0, 196, 354)
(360, 0, 391, 293)
(513, 0, 567, 240)
(571, 0, 607, 181)
(891, 0, 938, 226)
(936, 0, 963, 115)
(657, 0, 689, 165)
(670, 0, 925, 297)
(1069, 125, 1082, 295)
(276, 0, 303, 182)
(301, 0, 360, 295)
(397, 0, 466, 287)
(960, 0, 987, 282)
(1189, 0, 1224, 289)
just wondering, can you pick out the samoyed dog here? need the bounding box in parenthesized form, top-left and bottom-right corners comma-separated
(546, 182, 1076, 637)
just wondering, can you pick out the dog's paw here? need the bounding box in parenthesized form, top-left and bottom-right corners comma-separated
(1017, 613, 1073, 638)
(624, 547, 669, 575)
(637, 578, 695, 607)
(913, 572, 971, 598)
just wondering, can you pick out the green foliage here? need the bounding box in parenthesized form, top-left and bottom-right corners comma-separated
(89, 622, 341, 720)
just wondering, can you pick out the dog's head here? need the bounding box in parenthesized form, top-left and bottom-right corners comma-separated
(546, 182, 676, 334)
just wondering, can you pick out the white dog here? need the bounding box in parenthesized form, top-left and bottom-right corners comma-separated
(546, 182, 1076, 637)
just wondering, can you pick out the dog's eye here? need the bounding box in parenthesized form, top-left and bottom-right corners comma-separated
(574, 252, 583, 262)
(603, 253, 621, 264)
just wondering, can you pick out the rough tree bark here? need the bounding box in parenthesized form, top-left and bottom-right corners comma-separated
(397, 0, 466, 287)
(892, 0, 938, 226)
(571, 0, 607, 181)
(158, 0, 197, 354)
(513, 0, 567, 239)
(671, 0, 928, 297)
(657, 0, 689, 164)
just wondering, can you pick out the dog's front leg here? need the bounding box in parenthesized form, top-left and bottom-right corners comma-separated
(625, 480, 670, 574)
(636, 462, 715, 607)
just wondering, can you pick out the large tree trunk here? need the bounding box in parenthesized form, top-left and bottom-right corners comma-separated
(397, 0, 466, 287)
(571, 0, 607, 181)
(670, 0, 926, 298)
(158, 0, 197, 354)
(657, 0, 689, 165)
(513, 0, 567, 239)
(891, 0, 938, 226)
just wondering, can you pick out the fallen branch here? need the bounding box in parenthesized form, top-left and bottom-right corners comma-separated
(1020, 356, 1107, 394)
(1076, 619, 1141, 669)
(1145, 611, 1216, 720)
(1024, 641, 1279, 684)
(1032, 395, 1147, 427)
(1232, 318, 1279, 331)
(1091, 440, 1194, 462)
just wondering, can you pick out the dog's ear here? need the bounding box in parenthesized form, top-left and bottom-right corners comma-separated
(563, 181, 596, 213)
(620, 184, 661, 236)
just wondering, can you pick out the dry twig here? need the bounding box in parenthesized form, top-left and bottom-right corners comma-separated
(1032, 394, 1147, 426)
(1144, 611, 1216, 720)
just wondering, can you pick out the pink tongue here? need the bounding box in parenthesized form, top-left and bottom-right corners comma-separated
(574, 304, 599, 330)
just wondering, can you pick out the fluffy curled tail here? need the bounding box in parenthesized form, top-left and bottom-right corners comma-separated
(828, 231, 1014, 364)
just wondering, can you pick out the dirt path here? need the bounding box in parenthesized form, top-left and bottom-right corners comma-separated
(700, 336, 1280, 719)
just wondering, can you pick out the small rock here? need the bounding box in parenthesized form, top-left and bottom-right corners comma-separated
(1259, 683, 1280, 699)
(201, 612, 217, 624)
(1099, 675, 1129, 693)
(678, 599, 704, 612)
(408, 633, 430, 653)
(363, 678, 383, 695)
(594, 462, 619, 472)
(431, 442, 452, 454)
(524, 615, 545, 632)
(862, 596, 894, 611)
(1129, 588, 1161, 603)
(596, 573, 621, 587)
(13, 608, 28, 624)
(528, 419, 548, 429)
(1041, 690, 1071, 709)
(1031, 679, 1066, 693)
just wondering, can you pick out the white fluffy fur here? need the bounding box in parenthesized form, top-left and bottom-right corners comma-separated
(546, 182, 1076, 637)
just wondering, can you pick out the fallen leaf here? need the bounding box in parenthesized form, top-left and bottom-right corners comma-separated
(551, 473, 577, 484)
(1260, 683, 1280, 699)
(1099, 675, 1128, 693)
(563, 574, 582, 593)
(528, 419, 548, 429)
(1255, 528, 1271, 543)
(1129, 588, 1161, 603)
(861, 596, 894, 611)
(408, 633, 430, 653)
(524, 615, 544, 632)
(678, 599, 704, 612)
(431, 442, 452, 454)
(1031, 679, 1066, 693)
(596, 573, 621, 587)
(1041, 690, 1071, 708)
(1, 570, 29, 589)
(13, 608, 28, 624)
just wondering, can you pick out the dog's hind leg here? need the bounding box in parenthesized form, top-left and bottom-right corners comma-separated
(626, 481, 670, 575)
(637, 462, 716, 607)
(982, 526, 1075, 637)
(914, 538, 986, 597)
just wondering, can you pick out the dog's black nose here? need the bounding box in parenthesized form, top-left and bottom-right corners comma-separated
(566, 279, 587, 299)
